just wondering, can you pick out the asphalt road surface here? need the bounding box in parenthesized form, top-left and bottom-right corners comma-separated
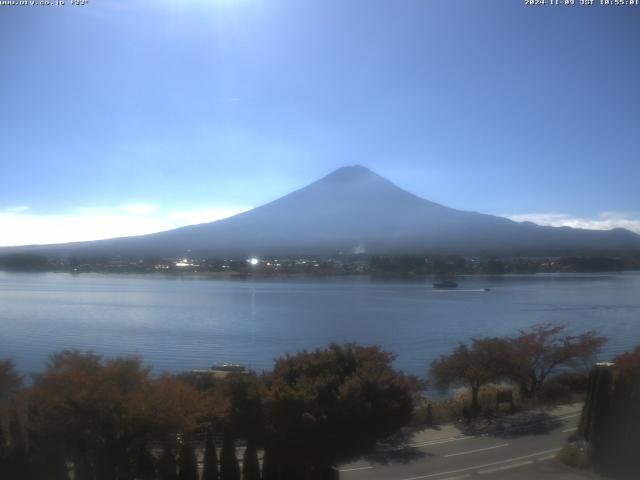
(338, 404, 599, 480)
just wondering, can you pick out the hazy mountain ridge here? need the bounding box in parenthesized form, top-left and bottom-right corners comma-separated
(3, 166, 640, 258)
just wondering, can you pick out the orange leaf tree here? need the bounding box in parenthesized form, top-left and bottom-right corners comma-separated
(430, 337, 512, 414)
(508, 323, 606, 398)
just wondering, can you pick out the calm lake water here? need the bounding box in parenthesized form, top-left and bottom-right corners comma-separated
(1, 271, 639, 378)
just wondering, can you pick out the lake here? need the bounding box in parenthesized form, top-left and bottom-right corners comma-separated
(1, 271, 639, 378)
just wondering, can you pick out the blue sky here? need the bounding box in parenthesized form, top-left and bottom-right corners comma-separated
(1, 0, 639, 245)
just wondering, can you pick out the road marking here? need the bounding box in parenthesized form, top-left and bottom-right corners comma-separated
(478, 459, 533, 475)
(386, 435, 473, 451)
(399, 447, 562, 480)
(405, 436, 473, 448)
(537, 454, 558, 461)
(338, 466, 373, 473)
(562, 427, 577, 433)
(558, 412, 581, 420)
(444, 443, 509, 458)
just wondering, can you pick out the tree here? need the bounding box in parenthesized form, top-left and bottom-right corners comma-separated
(74, 456, 94, 480)
(225, 372, 265, 445)
(430, 338, 511, 414)
(28, 445, 69, 480)
(220, 427, 240, 480)
(26, 403, 70, 480)
(157, 444, 178, 480)
(177, 438, 198, 480)
(242, 440, 260, 480)
(508, 323, 606, 398)
(29, 351, 153, 479)
(0, 424, 6, 479)
(614, 344, 640, 377)
(201, 429, 219, 480)
(133, 446, 156, 480)
(28, 350, 204, 479)
(149, 374, 205, 435)
(260, 446, 277, 480)
(221, 372, 265, 479)
(0, 359, 22, 400)
(0, 254, 47, 271)
(6, 401, 29, 480)
(263, 343, 418, 478)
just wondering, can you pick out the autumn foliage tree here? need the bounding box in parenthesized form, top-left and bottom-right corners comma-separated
(507, 323, 606, 398)
(430, 325, 607, 409)
(29, 351, 152, 479)
(430, 338, 512, 414)
(614, 344, 640, 377)
(28, 350, 204, 480)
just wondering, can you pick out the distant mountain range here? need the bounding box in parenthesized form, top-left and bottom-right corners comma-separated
(3, 166, 640, 258)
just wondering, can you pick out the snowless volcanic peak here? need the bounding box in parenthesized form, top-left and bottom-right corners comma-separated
(321, 165, 382, 182)
(3, 166, 640, 258)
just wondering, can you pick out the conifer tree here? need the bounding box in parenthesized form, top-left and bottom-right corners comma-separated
(27, 428, 70, 480)
(29, 446, 70, 480)
(202, 429, 219, 480)
(242, 441, 260, 480)
(157, 444, 178, 480)
(178, 438, 198, 480)
(0, 425, 7, 479)
(220, 427, 240, 480)
(261, 447, 277, 480)
(74, 456, 94, 480)
(7, 402, 29, 480)
(134, 446, 157, 480)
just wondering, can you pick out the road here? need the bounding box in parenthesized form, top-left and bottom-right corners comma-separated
(338, 404, 598, 480)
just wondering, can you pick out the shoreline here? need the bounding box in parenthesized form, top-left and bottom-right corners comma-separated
(1, 268, 639, 278)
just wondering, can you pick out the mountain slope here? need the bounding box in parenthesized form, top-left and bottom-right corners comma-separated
(4, 166, 640, 258)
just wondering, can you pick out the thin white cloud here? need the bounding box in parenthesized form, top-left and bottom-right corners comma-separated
(505, 211, 640, 234)
(5, 206, 30, 213)
(0, 204, 251, 247)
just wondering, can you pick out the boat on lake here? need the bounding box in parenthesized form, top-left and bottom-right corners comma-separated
(190, 363, 247, 377)
(211, 363, 246, 373)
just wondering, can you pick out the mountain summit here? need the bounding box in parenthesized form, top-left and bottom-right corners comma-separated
(5, 166, 640, 258)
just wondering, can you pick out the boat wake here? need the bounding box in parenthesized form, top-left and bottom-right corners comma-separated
(433, 288, 490, 293)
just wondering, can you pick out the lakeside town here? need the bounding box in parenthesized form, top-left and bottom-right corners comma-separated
(2, 253, 640, 276)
